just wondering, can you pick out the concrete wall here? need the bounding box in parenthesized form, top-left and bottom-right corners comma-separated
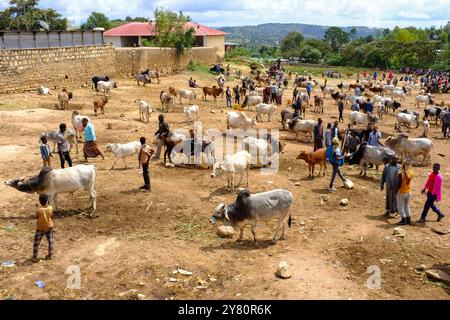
(114, 47, 222, 77)
(0, 45, 221, 94)
(0, 45, 115, 94)
(204, 35, 225, 58)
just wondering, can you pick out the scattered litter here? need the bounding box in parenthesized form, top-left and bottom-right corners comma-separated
(331, 260, 341, 268)
(145, 202, 153, 212)
(35, 280, 45, 288)
(165, 163, 175, 168)
(267, 181, 274, 184)
(276, 261, 292, 279)
(393, 227, 406, 238)
(1, 260, 15, 268)
(169, 278, 178, 282)
(195, 286, 208, 290)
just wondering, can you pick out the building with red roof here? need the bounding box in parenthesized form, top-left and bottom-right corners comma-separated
(104, 22, 226, 56)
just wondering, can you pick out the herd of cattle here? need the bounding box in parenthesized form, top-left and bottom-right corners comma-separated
(4, 66, 448, 241)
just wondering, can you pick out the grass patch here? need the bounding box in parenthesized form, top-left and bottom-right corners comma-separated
(284, 65, 373, 77)
(174, 215, 215, 241)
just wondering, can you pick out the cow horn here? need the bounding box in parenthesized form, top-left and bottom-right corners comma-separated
(224, 208, 230, 221)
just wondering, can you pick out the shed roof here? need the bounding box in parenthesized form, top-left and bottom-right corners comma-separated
(104, 22, 226, 37)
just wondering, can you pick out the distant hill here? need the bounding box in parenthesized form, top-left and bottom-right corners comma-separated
(218, 23, 384, 47)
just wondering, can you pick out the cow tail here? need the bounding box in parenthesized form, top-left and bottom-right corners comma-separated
(288, 214, 292, 228)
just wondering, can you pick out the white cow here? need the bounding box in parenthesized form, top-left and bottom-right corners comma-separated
(184, 105, 200, 121)
(242, 136, 272, 166)
(396, 112, 419, 129)
(384, 134, 433, 166)
(349, 111, 380, 126)
(346, 95, 366, 106)
(415, 94, 433, 108)
(321, 86, 335, 98)
(105, 141, 141, 170)
(255, 103, 277, 122)
(97, 80, 117, 94)
(242, 95, 263, 111)
(210, 150, 251, 192)
(4, 165, 97, 213)
(134, 99, 151, 123)
(288, 118, 317, 142)
(226, 111, 257, 131)
(392, 89, 405, 102)
(37, 86, 52, 95)
(177, 89, 196, 104)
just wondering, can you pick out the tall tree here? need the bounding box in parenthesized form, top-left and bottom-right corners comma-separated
(350, 27, 357, 41)
(0, 0, 67, 30)
(324, 27, 350, 52)
(280, 31, 304, 57)
(154, 9, 195, 55)
(81, 12, 110, 30)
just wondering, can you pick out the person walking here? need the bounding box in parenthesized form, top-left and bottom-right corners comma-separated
(365, 98, 373, 114)
(313, 118, 324, 151)
(226, 64, 230, 81)
(338, 98, 344, 123)
(396, 161, 414, 225)
(332, 121, 341, 140)
(270, 83, 277, 104)
(82, 118, 105, 161)
(138, 137, 154, 192)
(31, 194, 54, 263)
(306, 82, 312, 98)
(442, 110, 450, 138)
(153, 115, 170, 160)
(56, 123, 72, 168)
(418, 163, 445, 223)
(327, 137, 346, 192)
(39, 135, 53, 167)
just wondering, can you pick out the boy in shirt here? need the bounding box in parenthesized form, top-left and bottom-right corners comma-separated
(32, 194, 54, 262)
(39, 136, 53, 167)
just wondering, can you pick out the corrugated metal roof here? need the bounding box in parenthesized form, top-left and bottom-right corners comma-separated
(104, 22, 226, 37)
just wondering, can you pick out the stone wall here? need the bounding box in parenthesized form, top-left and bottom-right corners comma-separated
(0, 45, 115, 94)
(0, 45, 220, 94)
(114, 47, 221, 77)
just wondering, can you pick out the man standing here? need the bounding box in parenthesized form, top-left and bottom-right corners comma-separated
(153, 114, 170, 160)
(362, 123, 373, 143)
(338, 98, 344, 123)
(56, 123, 72, 168)
(233, 85, 240, 106)
(418, 163, 445, 223)
(368, 126, 382, 147)
(226, 64, 230, 81)
(442, 110, 450, 138)
(270, 83, 277, 104)
(138, 137, 154, 192)
(306, 82, 312, 98)
(365, 98, 373, 114)
(313, 118, 324, 151)
(396, 161, 414, 225)
(380, 157, 400, 216)
(225, 86, 232, 108)
(325, 123, 333, 148)
(292, 98, 302, 118)
(327, 137, 346, 192)
(332, 121, 340, 140)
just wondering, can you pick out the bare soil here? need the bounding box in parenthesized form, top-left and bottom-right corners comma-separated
(0, 67, 449, 300)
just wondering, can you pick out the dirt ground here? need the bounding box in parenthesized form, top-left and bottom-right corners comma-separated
(0, 66, 449, 300)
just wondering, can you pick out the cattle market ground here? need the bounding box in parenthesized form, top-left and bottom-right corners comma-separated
(0, 64, 449, 300)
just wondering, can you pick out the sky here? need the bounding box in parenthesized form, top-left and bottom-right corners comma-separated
(1, 0, 450, 29)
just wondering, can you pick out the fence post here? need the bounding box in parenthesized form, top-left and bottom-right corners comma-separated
(58, 32, 62, 47)
(33, 32, 37, 49)
(47, 31, 50, 48)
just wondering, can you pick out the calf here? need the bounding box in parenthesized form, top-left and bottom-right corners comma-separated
(297, 148, 327, 178)
(314, 96, 324, 113)
(210, 189, 293, 242)
(255, 103, 277, 122)
(210, 150, 251, 192)
(184, 105, 200, 121)
(135, 99, 151, 123)
(93, 96, 109, 115)
(105, 141, 141, 170)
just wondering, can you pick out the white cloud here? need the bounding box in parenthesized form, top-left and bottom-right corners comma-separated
(0, 0, 449, 28)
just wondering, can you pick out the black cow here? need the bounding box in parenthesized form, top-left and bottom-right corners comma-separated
(92, 75, 110, 91)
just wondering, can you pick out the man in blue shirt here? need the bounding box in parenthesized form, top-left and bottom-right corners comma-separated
(365, 98, 373, 114)
(306, 82, 312, 98)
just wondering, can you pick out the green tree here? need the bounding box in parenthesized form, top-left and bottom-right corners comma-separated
(81, 12, 110, 30)
(364, 48, 385, 68)
(324, 27, 350, 52)
(304, 38, 331, 55)
(350, 27, 357, 41)
(280, 31, 304, 57)
(154, 9, 195, 55)
(391, 28, 419, 43)
(439, 32, 448, 45)
(0, 0, 67, 30)
(299, 45, 322, 63)
(324, 52, 344, 66)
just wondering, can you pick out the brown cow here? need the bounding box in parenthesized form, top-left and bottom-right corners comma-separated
(369, 87, 384, 94)
(202, 86, 223, 101)
(296, 148, 327, 178)
(314, 96, 324, 113)
(93, 95, 108, 115)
